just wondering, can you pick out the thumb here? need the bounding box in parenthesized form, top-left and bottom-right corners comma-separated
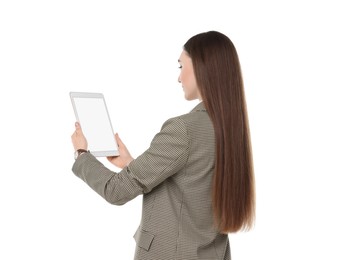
(114, 133, 124, 147)
(75, 122, 82, 132)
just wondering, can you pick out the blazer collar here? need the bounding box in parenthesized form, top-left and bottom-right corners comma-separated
(191, 101, 207, 113)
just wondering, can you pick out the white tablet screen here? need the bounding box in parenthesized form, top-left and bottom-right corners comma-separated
(70, 92, 119, 157)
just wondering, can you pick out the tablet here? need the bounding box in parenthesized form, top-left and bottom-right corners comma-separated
(70, 92, 119, 157)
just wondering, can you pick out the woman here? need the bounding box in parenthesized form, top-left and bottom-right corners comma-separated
(71, 30, 255, 260)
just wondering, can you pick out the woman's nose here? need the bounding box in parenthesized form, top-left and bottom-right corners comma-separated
(178, 76, 181, 83)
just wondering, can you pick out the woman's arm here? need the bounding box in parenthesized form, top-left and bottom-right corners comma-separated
(71, 117, 189, 205)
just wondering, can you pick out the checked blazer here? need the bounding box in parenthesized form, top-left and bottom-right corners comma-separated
(72, 102, 231, 260)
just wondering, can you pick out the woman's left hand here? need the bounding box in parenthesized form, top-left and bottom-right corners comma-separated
(107, 133, 134, 169)
(71, 122, 88, 151)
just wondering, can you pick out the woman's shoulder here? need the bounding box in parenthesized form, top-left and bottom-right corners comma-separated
(164, 102, 207, 123)
(161, 102, 211, 133)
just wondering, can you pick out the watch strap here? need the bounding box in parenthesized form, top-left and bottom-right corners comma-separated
(77, 149, 88, 154)
(75, 149, 89, 160)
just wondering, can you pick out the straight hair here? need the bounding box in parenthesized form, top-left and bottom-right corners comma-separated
(184, 31, 255, 233)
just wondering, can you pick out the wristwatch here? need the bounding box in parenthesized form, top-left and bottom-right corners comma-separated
(74, 149, 89, 160)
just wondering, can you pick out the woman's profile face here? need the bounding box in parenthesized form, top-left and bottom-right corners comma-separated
(178, 51, 201, 101)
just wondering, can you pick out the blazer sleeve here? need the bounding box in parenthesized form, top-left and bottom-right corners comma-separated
(72, 117, 190, 205)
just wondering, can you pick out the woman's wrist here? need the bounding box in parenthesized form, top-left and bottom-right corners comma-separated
(74, 149, 90, 160)
(126, 158, 134, 166)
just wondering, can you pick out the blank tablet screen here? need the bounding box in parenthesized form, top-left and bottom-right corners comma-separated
(70, 92, 119, 157)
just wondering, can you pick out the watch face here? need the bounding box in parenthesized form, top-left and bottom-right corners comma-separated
(74, 151, 79, 160)
(75, 149, 88, 160)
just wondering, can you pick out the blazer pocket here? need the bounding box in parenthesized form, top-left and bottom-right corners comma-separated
(133, 226, 155, 251)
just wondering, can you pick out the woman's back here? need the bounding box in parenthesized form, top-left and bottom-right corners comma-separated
(131, 102, 230, 259)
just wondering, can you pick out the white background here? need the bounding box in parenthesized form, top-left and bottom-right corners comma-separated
(1, 0, 348, 259)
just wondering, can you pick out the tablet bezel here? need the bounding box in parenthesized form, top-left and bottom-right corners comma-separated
(70, 92, 119, 157)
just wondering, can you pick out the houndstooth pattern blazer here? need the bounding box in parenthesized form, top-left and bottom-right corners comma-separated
(72, 102, 231, 260)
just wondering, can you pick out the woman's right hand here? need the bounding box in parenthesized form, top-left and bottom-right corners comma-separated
(107, 133, 134, 169)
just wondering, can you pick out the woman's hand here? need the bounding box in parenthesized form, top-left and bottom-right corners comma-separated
(71, 122, 88, 151)
(107, 133, 134, 169)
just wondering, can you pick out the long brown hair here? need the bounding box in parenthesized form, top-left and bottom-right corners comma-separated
(184, 31, 255, 233)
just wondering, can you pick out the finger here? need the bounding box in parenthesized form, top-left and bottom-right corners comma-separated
(107, 155, 116, 161)
(114, 133, 124, 147)
(75, 121, 80, 129)
(75, 122, 83, 133)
